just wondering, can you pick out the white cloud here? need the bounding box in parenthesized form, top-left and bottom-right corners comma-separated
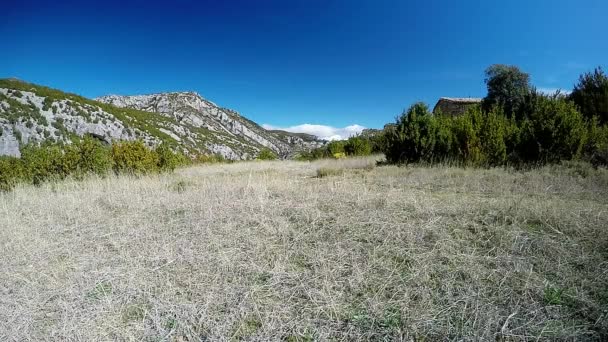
(262, 123, 366, 141)
(537, 87, 571, 95)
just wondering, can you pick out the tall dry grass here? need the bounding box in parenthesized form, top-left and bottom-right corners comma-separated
(1, 157, 607, 340)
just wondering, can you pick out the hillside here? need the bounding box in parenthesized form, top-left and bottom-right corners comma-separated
(0, 79, 324, 159)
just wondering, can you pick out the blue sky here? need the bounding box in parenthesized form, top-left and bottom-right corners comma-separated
(2, 0, 607, 136)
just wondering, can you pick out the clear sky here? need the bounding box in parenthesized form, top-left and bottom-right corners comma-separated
(2, 0, 607, 136)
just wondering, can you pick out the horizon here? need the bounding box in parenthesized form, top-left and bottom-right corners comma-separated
(2, 0, 607, 139)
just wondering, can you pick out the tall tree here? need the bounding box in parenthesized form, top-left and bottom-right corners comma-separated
(483, 64, 531, 117)
(569, 67, 608, 124)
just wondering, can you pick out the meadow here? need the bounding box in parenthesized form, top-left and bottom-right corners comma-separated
(1, 157, 607, 341)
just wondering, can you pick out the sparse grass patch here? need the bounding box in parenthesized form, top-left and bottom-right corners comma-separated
(86, 280, 113, 300)
(316, 166, 344, 178)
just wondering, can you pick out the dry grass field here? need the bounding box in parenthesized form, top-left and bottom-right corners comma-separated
(1, 157, 607, 341)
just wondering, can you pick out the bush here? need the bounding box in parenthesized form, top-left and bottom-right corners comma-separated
(20, 143, 69, 185)
(155, 144, 184, 172)
(384, 102, 441, 164)
(0, 156, 26, 191)
(344, 136, 372, 156)
(480, 109, 508, 166)
(451, 108, 483, 164)
(257, 148, 277, 160)
(517, 94, 586, 163)
(584, 118, 608, 166)
(76, 137, 113, 176)
(111, 140, 159, 175)
(13, 129, 22, 142)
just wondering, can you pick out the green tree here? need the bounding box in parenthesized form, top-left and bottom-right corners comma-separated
(483, 64, 531, 117)
(569, 67, 608, 124)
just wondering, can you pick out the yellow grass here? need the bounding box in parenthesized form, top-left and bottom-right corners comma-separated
(1, 157, 607, 340)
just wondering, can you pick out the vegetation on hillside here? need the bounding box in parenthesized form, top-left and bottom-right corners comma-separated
(256, 148, 278, 160)
(0, 137, 188, 191)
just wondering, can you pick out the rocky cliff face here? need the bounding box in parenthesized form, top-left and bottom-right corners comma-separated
(0, 79, 324, 159)
(96, 92, 324, 158)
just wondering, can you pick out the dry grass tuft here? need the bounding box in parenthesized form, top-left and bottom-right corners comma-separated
(1, 157, 607, 340)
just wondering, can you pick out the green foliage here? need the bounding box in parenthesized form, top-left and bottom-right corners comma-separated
(257, 148, 278, 160)
(42, 97, 53, 111)
(344, 136, 372, 156)
(517, 94, 586, 163)
(382, 65, 606, 167)
(1, 138, 190, 191)
(155, 143, 185, 172)
(327, 140, 345, 155)
(111, 140, 159, 175)
(0, 156, 26, 191)
(75, 137, 113, 176)
(584, 118, 608, 166)
(483, 64, 531, 117)
(20, 143, 71, 185)
(569, 67, 608, 124)
(480, 109, 508, 165)
(13, 129, 22, 143)
(384, 102, 440, 163)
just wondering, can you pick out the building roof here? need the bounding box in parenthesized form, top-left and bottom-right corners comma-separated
(437, 97, 482, 103)
(433, 97, 483, 116)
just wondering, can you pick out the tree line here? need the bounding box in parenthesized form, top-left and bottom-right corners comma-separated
(303, 65, 608, 167)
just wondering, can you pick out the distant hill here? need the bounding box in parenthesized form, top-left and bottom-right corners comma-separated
(0, 79, 324, 159)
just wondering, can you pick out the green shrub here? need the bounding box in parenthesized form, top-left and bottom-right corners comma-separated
(20, 143, 69, 185)
(111, 140, 159, 175)
(0, 156, 26, 191)
(42, 97, 53, 111)
(344, 137, 372, 156)
(257, 148, 277, 160)
(480, 109, 508, 166)
(518, 94, 586, 163)
(384, 102, 441, 164)
(76, 137, 113, 176)
(155, 144, 183, 172)
(327, 140, 345, 155)
(584, 118, 608, 165)
(13, 129, 22, 142)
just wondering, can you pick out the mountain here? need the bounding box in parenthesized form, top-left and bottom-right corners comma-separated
(0, 79, 324, 159)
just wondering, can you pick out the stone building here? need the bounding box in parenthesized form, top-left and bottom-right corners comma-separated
(432, 97, 482, 116)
